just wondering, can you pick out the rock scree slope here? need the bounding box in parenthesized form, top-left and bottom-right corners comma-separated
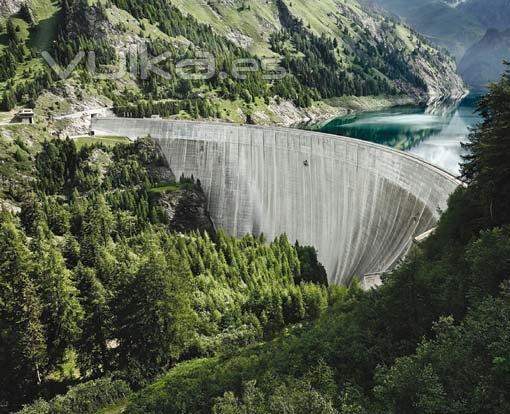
(92, 118, 460, 285)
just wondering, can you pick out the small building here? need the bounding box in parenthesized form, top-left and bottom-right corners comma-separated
(150, 114, 161, 119)
(15, 109, 35, 124)
(361, 272, 382, 291)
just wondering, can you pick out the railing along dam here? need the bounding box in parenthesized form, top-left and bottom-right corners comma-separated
(92, 118, 460, 285)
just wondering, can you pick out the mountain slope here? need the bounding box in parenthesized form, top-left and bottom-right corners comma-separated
(171, 0, 465, 100)
(0, 0, 464, 126)
(362, 0, 510, 87)
(458, 0, 510, 31)
(460, 28, 510, 89)
(361, 0, 485, 60)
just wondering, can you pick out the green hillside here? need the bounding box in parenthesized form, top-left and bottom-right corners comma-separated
(0, 0, 464, 125)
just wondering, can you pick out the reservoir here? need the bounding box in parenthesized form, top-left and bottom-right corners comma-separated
(320, 95, 481, 176)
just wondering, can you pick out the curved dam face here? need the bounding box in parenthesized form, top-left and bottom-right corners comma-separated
(92, 118, 460, 285)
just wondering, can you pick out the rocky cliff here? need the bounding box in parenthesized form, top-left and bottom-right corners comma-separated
(155, 188, 216, 236)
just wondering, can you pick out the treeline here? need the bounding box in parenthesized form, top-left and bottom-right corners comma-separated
(1, 136, 332, 413)
(122, 68, 510, 413)
(112, 98, 221, 119)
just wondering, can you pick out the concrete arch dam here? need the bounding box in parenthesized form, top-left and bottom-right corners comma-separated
(92, 118, 460, 285)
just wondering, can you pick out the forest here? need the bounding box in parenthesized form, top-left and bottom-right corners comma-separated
(0, 135, 333, 413)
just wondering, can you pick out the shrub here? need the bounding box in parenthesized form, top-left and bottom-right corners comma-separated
(17, 377, 130, 414)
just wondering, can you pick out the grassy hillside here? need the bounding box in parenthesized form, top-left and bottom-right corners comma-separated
(0, 0, 464, 127)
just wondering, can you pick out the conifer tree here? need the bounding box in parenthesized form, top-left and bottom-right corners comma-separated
(32, 227, 83, 368)
(462, 64, 510, 226)
(75, 264, 111, 375)
(114, 239, 193, 379)
(0, 213, 47, 407)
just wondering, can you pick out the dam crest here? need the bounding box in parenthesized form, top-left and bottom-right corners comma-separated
(92, 118, 460, 285)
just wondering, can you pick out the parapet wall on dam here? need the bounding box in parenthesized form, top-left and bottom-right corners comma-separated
(92, 118, 460, 285)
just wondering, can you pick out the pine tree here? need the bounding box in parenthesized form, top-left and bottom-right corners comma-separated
(32, 227, 83, 368)
(14, 273, 47, 386)
(114, 238, 193, 379)
(80, 195, 114, 266)
(462, 64, 510, 226)
(75, 264, 111, 375)
(0, 213, 47, 407)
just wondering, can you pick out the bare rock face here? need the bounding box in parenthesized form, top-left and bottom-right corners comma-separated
(155, 188, 216, 236)
(0, 0, 23, 17)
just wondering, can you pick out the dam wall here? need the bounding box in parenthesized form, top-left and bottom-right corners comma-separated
(92, 118, 460, 285)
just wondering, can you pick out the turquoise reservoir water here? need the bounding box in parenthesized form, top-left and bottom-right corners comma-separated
(320, 95, 481, 176)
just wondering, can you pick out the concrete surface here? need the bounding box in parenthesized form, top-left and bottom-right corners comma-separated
(91, 118, 460, 285)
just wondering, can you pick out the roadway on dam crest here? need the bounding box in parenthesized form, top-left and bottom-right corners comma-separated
(91, 118, 461, 285)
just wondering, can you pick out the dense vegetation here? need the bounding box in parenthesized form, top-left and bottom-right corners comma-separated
(0, 136, 333, 413)
(115, 67, 510, 413)
(17, 377, 130, 414)
(0, 16, 54, 111)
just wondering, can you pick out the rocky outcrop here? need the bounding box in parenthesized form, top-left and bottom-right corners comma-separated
(0, 0, 23, 17)
(155, 188, 216, 236)
(412, 55, 467, 102)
